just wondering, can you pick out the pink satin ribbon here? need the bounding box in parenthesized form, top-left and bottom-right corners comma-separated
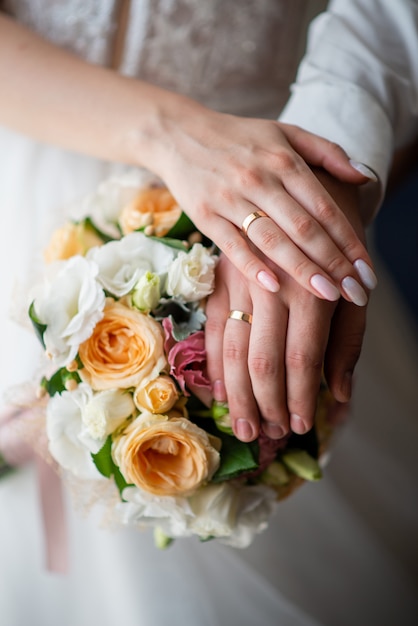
(0, 409, 69, 574)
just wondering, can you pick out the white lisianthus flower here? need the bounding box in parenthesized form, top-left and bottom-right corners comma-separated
(87, 231, 176, 298)
(47, 383, 135, 478)
(79, 388, 136, 453)
(116, 486, 194, 538)
(188, 482, 277, 548)
(166, 243, 216, 302)
(33, 256, 105, 367)
(132, 271, 161, 311)
(46, 383, 103, 479)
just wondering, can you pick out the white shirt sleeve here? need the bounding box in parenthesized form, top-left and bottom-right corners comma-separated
(279, 0, 418, 221)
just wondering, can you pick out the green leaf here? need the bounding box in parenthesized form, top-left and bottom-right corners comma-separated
(83, 216, 115, 243)
(91, 436, 130, 495)
(28, 301, 46, 348)
(149, 235, 189, 252)
(42, 368, 81, 396)
(166, 211, 196, 239)
(91, 436, 113, 477)
(212, 436, 259, 483)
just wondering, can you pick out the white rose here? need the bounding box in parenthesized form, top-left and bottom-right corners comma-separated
(188, 482, 277, 547)
(33, 256, 105, 367)
(116, 485, 193, 538)
(87, 232, 176, 298)
(166, 243, 216, 302)
(220, 484, 278, 548)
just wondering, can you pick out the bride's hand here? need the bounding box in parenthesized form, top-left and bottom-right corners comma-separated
(149, 102, 377, 304)
(0, 15, 376, 305)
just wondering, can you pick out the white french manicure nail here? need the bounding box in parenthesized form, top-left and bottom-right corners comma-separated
(310, 274, 340, 301)
(354, 259, 378, 290)
(349, 160, 378, 182)
(342, 276, 368, 306)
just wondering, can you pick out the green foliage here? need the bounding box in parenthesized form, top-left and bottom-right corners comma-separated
(166, 211, 196, 239)
(92, 436, 130, 495)
(212, 435, 259, 483)
(28, 301, 46, 348)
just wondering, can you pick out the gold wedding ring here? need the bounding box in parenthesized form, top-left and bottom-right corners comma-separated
(241, 210, 269, 236)
(228, 310, 253, 324)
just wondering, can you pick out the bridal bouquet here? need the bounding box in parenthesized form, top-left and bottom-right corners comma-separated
(28, 170, 339, 549)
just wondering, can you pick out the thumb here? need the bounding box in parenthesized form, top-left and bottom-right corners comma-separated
(324, 299, 367, 402)
(280, 123, 378, 185)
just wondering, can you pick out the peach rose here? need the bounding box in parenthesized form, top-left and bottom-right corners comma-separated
(119, 187, 182, 237)
(112, 413, 220, 497)
(78, 300, 167, 390)
(133, 375, 179, 414)
(44, 221, 104, 263)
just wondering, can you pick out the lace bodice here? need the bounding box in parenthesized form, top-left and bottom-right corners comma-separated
(2, 0, 311, 117)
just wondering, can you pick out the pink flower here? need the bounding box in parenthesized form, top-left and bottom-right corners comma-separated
(163, 318, 212, 407)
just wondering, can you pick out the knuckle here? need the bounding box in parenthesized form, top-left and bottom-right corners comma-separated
(204, 316, 224, 337)
(224, 341, 248, 364)
(292, 257, 312, 280)
(270, 150, 300, 172)
(195, 200, 215, 224)
(222, 236, 244, 258)
(326, 254, 348, 276)
(327, 140, 345, 155)
(257, 227, 283, 252)
(292, 214, 317, 240)
(286, 351, 323, 372)
(249, 353, 278, 378)
(236, 165, 263, 189)
(313, 197, 338, 223)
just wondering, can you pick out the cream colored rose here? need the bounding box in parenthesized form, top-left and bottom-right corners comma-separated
(44, 221, 104, 263)
(78, 300, 167, 390)
(133, 375, 179, 414)
(112, 413, 220, 497)
(119, 187, 182, 237)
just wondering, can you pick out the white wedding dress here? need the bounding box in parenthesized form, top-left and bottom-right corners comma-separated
(0, 2, 417, 625)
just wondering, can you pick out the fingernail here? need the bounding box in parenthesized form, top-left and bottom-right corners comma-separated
(341, 276, 368, 306)
(310, 274, 340, 301)
(257, 270, 280, 293)
(349, 160, 378, 182)
(290, 414, 307, 434)
(213, 379, 227, 403)
(341, 371, 352, 401)
(235, 419, 254, 441)
(263, 422, 286, 439)
(354, 259, 377, 290)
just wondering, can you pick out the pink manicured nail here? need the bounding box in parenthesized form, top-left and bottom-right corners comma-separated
(213, 379, 227, 403)
(235, 419, 254, 441)
(257, 270, 280, 293)
(341, 276, 368, 306)
(354, 259, 377, 290)
(310, 274, 340, 301)
(349, 160, 378, 182)
(290, 414, 307, 434)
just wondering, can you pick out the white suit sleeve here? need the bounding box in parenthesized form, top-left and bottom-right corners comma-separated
(279, 0, 418, 221)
